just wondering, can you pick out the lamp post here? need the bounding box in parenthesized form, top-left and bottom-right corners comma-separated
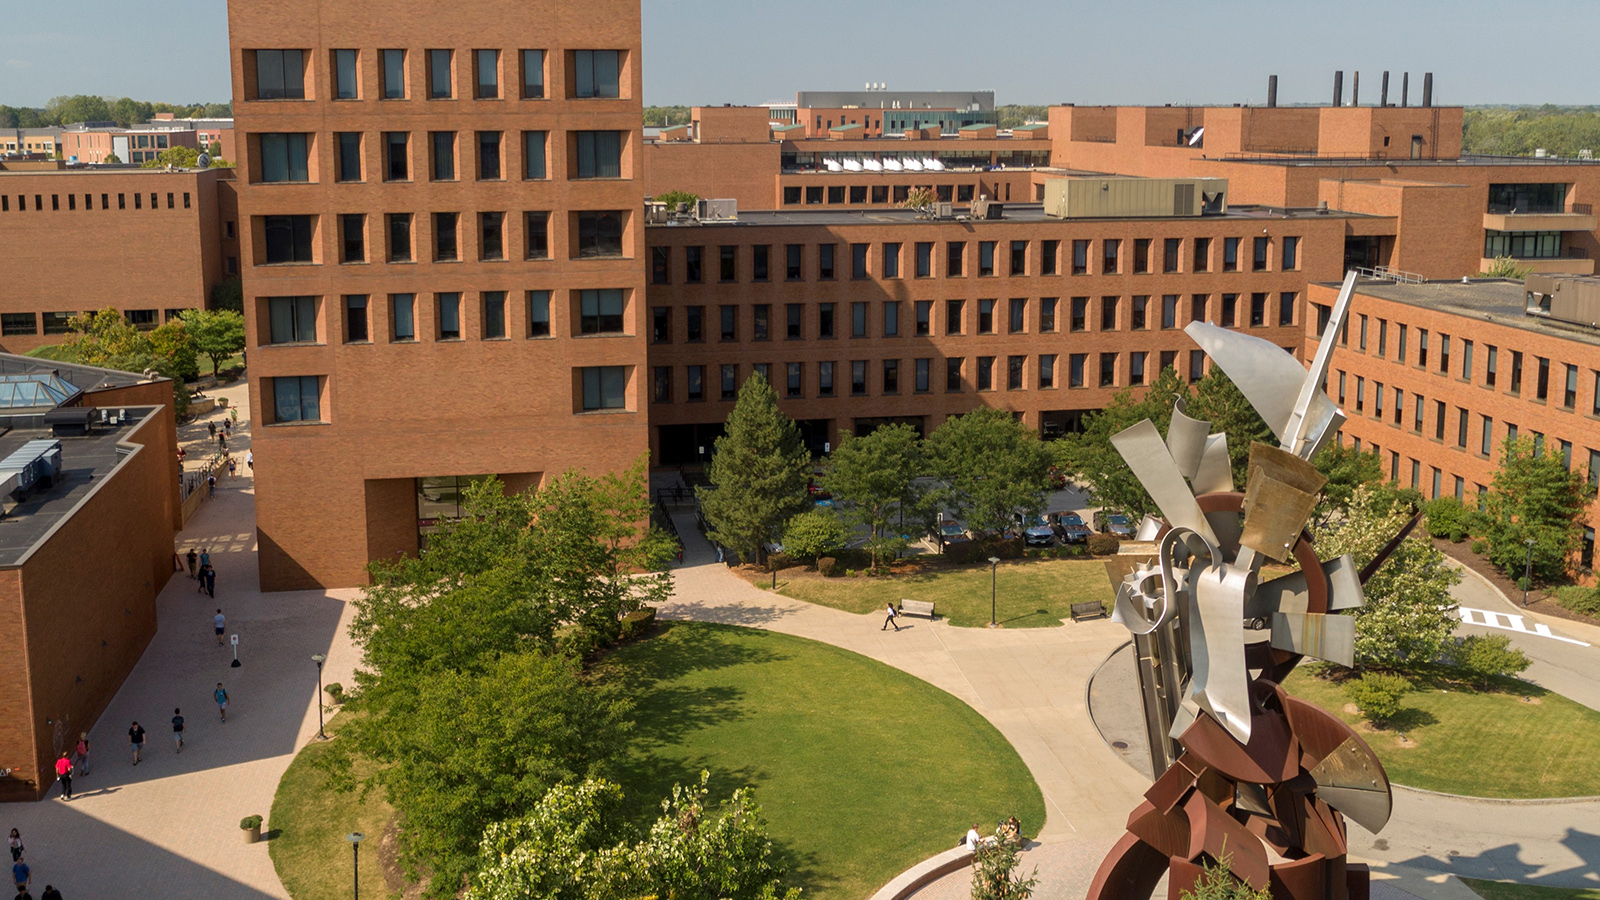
(312, 654, 327, 741)
(347, 832, 365, 900)
(1522, 538, 1536, 607)
(988, 556, 1002, 628)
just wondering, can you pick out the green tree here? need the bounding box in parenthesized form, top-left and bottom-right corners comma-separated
(1316, 485, 1459, 668)
(1053, 366, 1188, 519)
(972, 837, 1039, 900)
(642, 106, 692, 127)
(927, 407, 1054, 537)
(1481, 436, 1589, 583)
(63, 308, 149, 366)
(654, 189, 699, 212)
(781, 509, 851, 563)
(697, 373, 810, 564)
(178, 308, 246, 375)
(207, 140, 222, 157)
(1187, 367, 1273, 490)
(209, 276, 243, 313)
(1177, 853, 1272, 900)
(1479, 256, 1533, 279)
(102, 153, 121, 164)
(45, 94, 112, 126)
(141, 146, 201, 169)
(148, 320, 198, 380)
(1454, 634, 1531, 690)
(1348, 672, 1412, 726)
(823, 423, 929, 567)
(109, 97, 154, 127)
(1312, 444, 1384, 527)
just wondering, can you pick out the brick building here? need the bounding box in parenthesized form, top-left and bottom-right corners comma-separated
(61, 124, 202, 165)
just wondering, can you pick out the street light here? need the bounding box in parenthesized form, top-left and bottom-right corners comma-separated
(1522, 538, 1536, 607)
(988, 556, 1002, 628)
(311, 654, 327, 741)
(347, 832, 365, 900)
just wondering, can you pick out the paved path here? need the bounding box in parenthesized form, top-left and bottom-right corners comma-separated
(0, 382, 355, 900)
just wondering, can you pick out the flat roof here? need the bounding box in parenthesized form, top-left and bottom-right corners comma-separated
(1337, 277, 1600, 349)
(0, 165, 224, 177)
(0, 354, 145, 392)
(1219, 154, 1600, 169)
(651, 202, 1380, 229)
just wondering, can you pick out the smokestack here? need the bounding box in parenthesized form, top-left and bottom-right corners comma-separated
(1402, 72, 1409, 107)
(1352, 71, 1360, 106)
(1268, 75, 1278, 108)
(1381, 71, 1390, 107)
(1333, 71, 1343, 107)
(1423, 72, 1433, 107)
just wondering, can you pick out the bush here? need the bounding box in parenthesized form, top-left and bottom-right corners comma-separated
(1553, 585, 1600, 617)
(240, 815, 263, 830)
(323, 682, 344, 703)
(766, 552, 796, 572)
(618, 608, 657, 642)
(1347, 672, 1412, 725)
(1423, 496, 1477, 542)
(817, 556, 840, 577)
(1453, 634, 1531, 689)
(781, 510, 850, 562)
(945, 538, 1024, 565)
(555, 623, 608, 659)
(834, 547, 875, 570)
(1086, 533, 1121, 557)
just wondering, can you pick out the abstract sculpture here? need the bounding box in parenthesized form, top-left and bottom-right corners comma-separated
(1088, 272, 1406, 900)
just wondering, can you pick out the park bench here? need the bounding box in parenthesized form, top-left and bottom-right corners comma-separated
(897, 599, 938, 620)
(1070, 601, 1107, 622)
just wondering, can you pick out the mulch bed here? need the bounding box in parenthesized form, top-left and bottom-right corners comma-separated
(1430, 536, 1600, 628)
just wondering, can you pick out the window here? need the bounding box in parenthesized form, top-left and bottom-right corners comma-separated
(1435, 400, 1446, 440)
(1356, 377, 1365, 412)
(978, 299, 995, 334)
(344, 296, 369, 343)
(1222, 237, 1239, 271)
(1191, 294, 1207, 324)
(946, 358, 964, 392)
(523, 131, 548, 179)
(1102, 239, 1120, 274)
(476, 212, 504, 261)
(1253, 236, 1269, 271)
(1133, 238, 1151, 274)
(334, 49, 359, 99)
(1537, 356, 1550, 401)
(653, 367, 673, 403)
(254, 49, 305, 100)
(684, 246, 703, 283)
(271, 376, 320, 423)
(475, 49, 499, 99)
(1440, 334, 1452, 373)
(1163, 238, 1181, 273)
(976, 356, 994, 391)
(581, 366, 627, 410)
(341, 214, 365, 263)
(754, 305, 770, 341)
(687, 366, 705, 401)
(1594, 371, 1600, 416)
(946, 300, 965, 335)
(851, 361, 868, 396)
(1462, 340, 1474, 379)
(1394, 388, 1404, 425)
(573, 50, 622, 98)
(2, 313, 40, 337)
(884, 242, 901, 279)
(264, 215, 314, 264)
(979, 241, 996, 277)
(574, 131, 622, 178)
(258, 133, 309, 182)
(428, 49, 453, 99)
(1377, 320, 1388, 356)
(1100, 353, 1117, 387)
(530, 292, 554, 336)
(1282, 236, 1299, 270)
(1009, 298, 1026, 334)
(1250, 293, 1267, 327)
(1040, 298, 1058, 333)
(783, 186, 802, 205)
(818, 362, 835, 397)
(1511, 350, 1523, 393)
(388, 213, 413, 262)
(911, 358, 930, 393)
(576, 211, 624, 258)
(1042, 240, 1060, 275)
(1565, 363, 1578, 408)
(525, 211, 550, 259)
(1418, 329, 1430, 367)
(1220, 294, 1237, 327)
(1481, 415, 1494, 455)
(787, 304, 803, 339)
(1397, 324, 1408, 361)
(786, 244, 803, 281)
(852, 302, 868, 338)
(433, 212, 458, 261)
(384, 132, 409, 181)
(521, 50, 546, 99)
(818, 304, 834, 338)
(1413, 393, 1424, 432)
(1071, 297, 1087, 332)
(1101, 296, 1119, 331)
(1128, 352, 1147, 386)
(883, 359, 901, 393)
(1004, 355, 1023, 390)
(1010, 240, 1027, 276)
(1071, 354, 1087, 388)
(1189, 350, 1205, 382)
(947, 242, 964, 277)
(1131, 296, 1148, 330)
(1359, 315, 1369, 350)
(477, 131, 502, 179)
(1038, 354, 1057, 389)
(915, 242, 933, 277)
(650, 307, 671, 343)
(720, 305, 737, 341)
(429, 132, 456, 180)
(753, 245, 770, 281)
(1193, 237, 1211, 272)
(580, 289, 625, 335)
(336, 133, 362, 182)
(1590, 451, 1600, 494)
(1161, 295, 1178, 329)
(884, 302, 900, 337)
(915, 301, 932, 336)
(1279, 292, 1295, 327)
(479, 292, 506, 339)
(392, 294, 416, 341)
(437, 293, 462, 340)
(1457, 407, 1469, 447)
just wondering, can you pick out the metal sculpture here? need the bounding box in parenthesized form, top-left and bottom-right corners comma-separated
(1088, 272, 1400, 900)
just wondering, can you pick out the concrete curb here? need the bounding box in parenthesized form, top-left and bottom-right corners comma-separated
(866, 844, 975, 900)
(1392, 783, 1600, 805)
(1445, 557, 1600, 643)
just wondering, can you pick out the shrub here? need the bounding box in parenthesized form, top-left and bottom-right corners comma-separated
(1347, 672, 1412, 725)
(971, 834, 1039, 900)
(816, 556, 840, 577)
(555, 623, 608, 659)
(1087, 533, 1121, 557)
(323, 683, 344, 703)
(945, 538, 1024, 565)
(618, 608, 657, 642)
(1423, 496, 1476, 542)
(240, 815, 263, 830)
(781, 510, 850, 562)
(1453, 634, 1531, 689)
(1553, 585, 1600, 617)
(1177, 853, 1271, 900)
(766, 552, 796, 572)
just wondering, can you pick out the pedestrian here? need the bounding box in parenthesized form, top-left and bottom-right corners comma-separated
(171, 709, 185, 753)
(230, 407, 238, 425)
(73, 732, 89, 776)
(204, 566, 216, 598)
(11, 857, 27, 894)
(215, 683, 229, 723)
(214, 609, 226, 645)
(7, 829, 20, 863)
(128, 720, 145, 765)
(246, 449, 253, 472)
(176, 445, 186, 465)
(227, 456, 237, 479)
(185, 548, 198, 579)
(882, 601, 900, 632)
(195, 564, 209, 593)
(223, 418, 231, 436)
(53, 753, 71, 801)
(206, 472, 216, 499)
(40, 885, 60, 900)
(200, 548, 211, 570)
(218, 433, 227, 452)
(207, 421, 216, 439)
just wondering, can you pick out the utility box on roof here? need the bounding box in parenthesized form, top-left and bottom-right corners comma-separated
(1044, 177, 1229, 219)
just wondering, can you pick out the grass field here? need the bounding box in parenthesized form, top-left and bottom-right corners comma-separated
(597, 622, 1046, 900)
(1282, 667, 1600, 799)
(772, 558, 1114, 628)
(1461, 879, 1600, 900)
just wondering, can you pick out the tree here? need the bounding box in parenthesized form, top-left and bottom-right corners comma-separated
(654, 189, 699, 212)
(102, 153, 121, 164)
(927, 407, 1054, 537)
(208, 140, 222, 157)
(823, 423, 929, 567)
(972, 838, 1039, 900)
(781, 509, 851, 563)
(1312, 444, 1384, 527)
(1479, 256, 1533, 279)
(1316, 485, 1459, 668)
(1177, 853, 1272, 900)
(148, 320, 198, 380)
(44, 94, 111, 126)
(141, 146, 200, 169)
(1480, 436, 1589, 583)
(1347, 672, 1412, 726)
(697, 373, 810, 564)
(63, 308, 149, 366)
(1187, 367, 1273, 491)
(179, 309, 246, 375)
(209, 276, 243, 312)
(1053, 366, 1188, 519)
(1454, 634, 1531, 690)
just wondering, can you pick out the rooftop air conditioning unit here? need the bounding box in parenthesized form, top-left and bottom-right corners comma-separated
(697, 198, 738, 221)
(935, 202, 953, 218)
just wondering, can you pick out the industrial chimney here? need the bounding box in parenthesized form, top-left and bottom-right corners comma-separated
(1423, 72, 1433, 107)
(1333, 71, 1343, 107)
(1401, 72, 1409, 107)
(1381, 71, 1390, 107)
(1268, 75, 1278, 108)
(1352, 71, 1360, 106)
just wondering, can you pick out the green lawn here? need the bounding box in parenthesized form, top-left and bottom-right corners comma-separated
(1283, 667, 1600, 799)
(1461, 879, 1600, 900)
(268, 717, 398, 900)
(597, 622, 1046, 900)
(772, 558, 1113, 628)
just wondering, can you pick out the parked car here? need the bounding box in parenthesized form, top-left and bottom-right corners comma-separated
(1095, 511, 1136, 539)
(1021, 515, 1057, 547)
(938, 517, 970, 546)
(1047, 466, 1069, 490)
(1051, 512, 1091, 544)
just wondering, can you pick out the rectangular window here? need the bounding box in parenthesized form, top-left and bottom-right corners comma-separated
(1589, 451, 1600, 494)
(336, 132, 362, 182)
(1282, 236, 1299, 270)
(687, 366, 705, 401)
(720, 305, 737, 341)
(1133, 238, 1151, 274)
(852, 302, 868, 338)
(428, 49, 453, 99)
(851, 361, 868, 396)
(1071, 353, 1087, 388)
(1457, 407, 1469, 447)
(753, 245, 770, 281)
(479, 212, 504, 261)
(1191, 294, 1207, 324)
(271, 376, 320, 423)
(1359, 315, 1369, 350)
(1377, 320, 1388, 356)
(1253, 236, 1269, 271)
(430, 131, 456, 180)
(580, 289, 625, 335)
(719, 245, 737, 282)
(437, 293, 462, 340)
(685, 306, 703, 342)
(852, 242, 869, 279)
(1193, 237, 1211, 272)
(344, 295, 369, 343)
(1100, 352, 1117, 387)
(1007, 355, 1025, 390)
(1511, 351, 1523, 393)
(652, 307, 671, 343)
(1397, 324, 1408, 361)
(753, 304, 770, 341)
(1008, 298, 1027, 334)
(477, 131, 502, 179)
(946, 300, 965, 335)
(787, 244, 803, 280)
(1102, 239, 1120, 274)
(524, 211, 550, 260)
(976, 356, 994, 391)
(385, 132, 410, 181)
(1101, 296, 1119, 331)
(341, 214, 365, 263)
(1189, 350, 1205, 382)
(576, 211, 624, 258)
(915, 301, 932, 336)
(1413, 393, 1424, 432)
(258, 133, 309, 183)
(581, 366, 627, 411)
(884, 302, 900, 337)
(391, 294, 416, 341)
(1435, 400, 1446, 440)
(1163, 237, 1181, 273)
(915, 242, 933, 277)
(1462, 340, 1474, 379)
(818, 362, 835, 397)
(1071, 297, 1087, 332)
(1072, 239, 1090, 274)
(334, 49, 359, 99)
(267, 296, 316, 344)
(979, 241, 996, 277)
(1565, 363, 1578, 408)
(1221, 294, 1237, 328)
(884, 242, 901, 279)
(1482, 415, 1494, 455)
(786, 304, 802, 340)
(573, 50, 622, 99)
(1537, 356, 1550, 401)
(521, 50, 546, 99)
(1356, 377, 1365, 413)
(1131, 296, 1148, 330)
(574, 131, 623, 178)
(685, 246, 703, 283)
(915, 358, 931, 393)
(1375, 382, 1385, 418)
(1279, 292, 1295, 327)
(1394, 388, 1404, 425)
(978, 299, 995, 334)
(1010, 240, 1027, 276)
(263, 215, 314, 264)
(388, 213, 412, 263)
(1161, 295, 1178, 329)
(946, 358, 964, 392)
(947, 242, 965, 277)
(1440, 334, 1451, 373)
(1222, 237, 1240, 271)
(819, 303, 835, 338)
(1042, 240, 1059, 275)
(1040, 354, 1057, 389)
(475, 49, 500, 99)
(1251, 293, 1267, 328)
(254, 49, 305, 100)
(1419, 329, 1430, 367)
(433, 212, 458, 261)
(523, 131, 548, 179)
(783, 362, 802, 399)
(883, 359, 901, 394)
(654, 367, 673, 404)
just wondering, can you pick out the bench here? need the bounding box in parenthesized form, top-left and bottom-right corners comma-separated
(897, 599, 938, 620)
(1070, 601, 1107, 622)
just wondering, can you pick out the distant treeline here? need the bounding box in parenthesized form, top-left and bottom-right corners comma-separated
(0, 95, 232, 130)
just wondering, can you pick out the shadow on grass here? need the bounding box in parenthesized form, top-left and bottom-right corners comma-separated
(1383, 706, 1441, 733)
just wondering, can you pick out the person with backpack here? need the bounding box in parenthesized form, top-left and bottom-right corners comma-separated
(882, 601, 900, 632)
(73, 732, 89, 776)
(215, 683, 230, 723)
(171, 709, 185, 753)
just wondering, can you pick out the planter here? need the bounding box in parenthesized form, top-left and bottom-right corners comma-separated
(242, 825, 261, 844)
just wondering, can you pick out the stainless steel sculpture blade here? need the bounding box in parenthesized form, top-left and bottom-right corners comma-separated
(1283, 271, 1359, 457)
(1183, 318, 1344, 461)
(1192, 434, 1234, 495)
(1111, 420, 1218, 545)
(1167, 400, 1212, 481)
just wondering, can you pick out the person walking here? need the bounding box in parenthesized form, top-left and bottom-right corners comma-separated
(245, 449, 253, 472)
(199, 548, 211, 570)
(195, 564, 210, 594)
(227, 456, 237, 479)
(218, 433, 227, 452)
(53, 753, 71, 801)
(11, 857, 28, 894)
(73, 732, 89, 776)
(185, 548, 198, 579)
(7, 830, 21, 863)
(40, 885, 61, 900)
(206, 472, 216, 499)
(207, 421, 216, 439)
(171, 709, 185, 753)
(215, 683, 229, 723)
(204, 566, 216, 599)
(230, 407, 238, 425)
(214, 610, 226, 645)
(882, 601, 900, 632)
(128, 720, 145, 765)
(223, 418, 232, 436)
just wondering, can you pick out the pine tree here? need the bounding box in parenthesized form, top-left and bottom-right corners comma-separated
(697, 373, 810, 564)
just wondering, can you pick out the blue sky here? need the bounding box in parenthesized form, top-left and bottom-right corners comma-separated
(4, 0, 1599, 108)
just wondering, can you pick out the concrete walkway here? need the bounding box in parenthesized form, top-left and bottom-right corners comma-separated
(0, 382, 356, 900)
